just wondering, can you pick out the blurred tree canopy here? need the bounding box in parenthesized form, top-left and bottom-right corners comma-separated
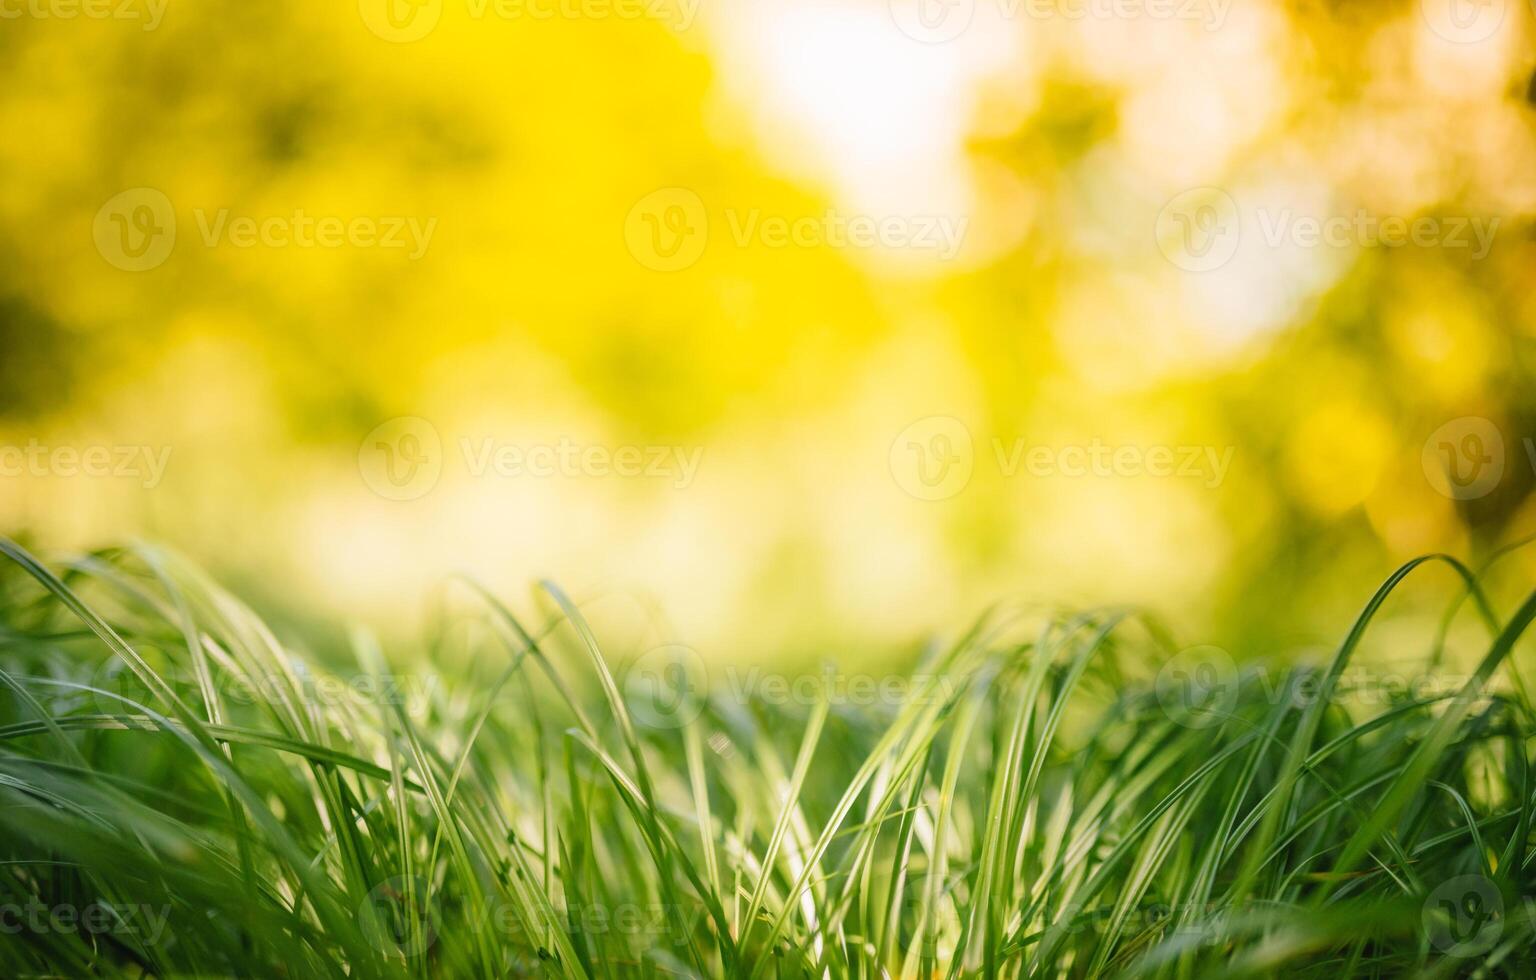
(2, 0, 1534, 662)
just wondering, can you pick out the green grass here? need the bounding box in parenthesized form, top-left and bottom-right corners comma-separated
(0, 537, 1533, 978)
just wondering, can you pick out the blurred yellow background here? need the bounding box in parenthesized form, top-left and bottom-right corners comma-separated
(3, 0, 1535, 661)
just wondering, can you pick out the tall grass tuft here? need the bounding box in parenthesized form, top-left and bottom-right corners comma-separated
(0, 537, 1532, 977)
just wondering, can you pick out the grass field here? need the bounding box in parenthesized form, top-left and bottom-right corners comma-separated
(0, 536, 1533, 978)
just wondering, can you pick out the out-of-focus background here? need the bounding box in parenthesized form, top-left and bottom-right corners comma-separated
(3, 0, 1535, 663)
